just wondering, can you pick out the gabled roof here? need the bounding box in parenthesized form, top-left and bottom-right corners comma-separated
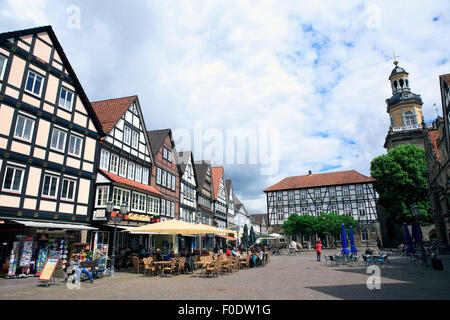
(91, 96, 136, 134)
(100, 170, 163, 197)
(147, 129, 174, 158)
(176, 151, 198, 185)
(211, 166, 224, 200)
(225, 180, 233, 199)
(250, 214, 268, 226)
(439, 73, 450, 86)
(193, 160, 211, 192)
(428, 130, 441, 162)
(0, 25, 104, 136)
(264, 170, 375, 192)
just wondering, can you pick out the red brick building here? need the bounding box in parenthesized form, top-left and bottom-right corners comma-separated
(147, 129, 180, 220)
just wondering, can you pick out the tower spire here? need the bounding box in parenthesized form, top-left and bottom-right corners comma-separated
(390, 50, 399, 65)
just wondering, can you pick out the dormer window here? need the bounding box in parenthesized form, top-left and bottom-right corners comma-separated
(404, 111, 417, 126)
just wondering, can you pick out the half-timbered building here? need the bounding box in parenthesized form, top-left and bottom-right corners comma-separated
(225, 180, 237, 232)
(176, 151, 197, 224)
(0, 26, 103, 230)
(264, 170, 378, 244)
(194, 160, 214, 226)
(211, 166, 228, 229)
(91, 96, 163, 251)
(147, 129, 180, 221)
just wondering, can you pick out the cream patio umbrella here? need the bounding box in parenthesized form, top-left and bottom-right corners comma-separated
(123, 220, 226, 253)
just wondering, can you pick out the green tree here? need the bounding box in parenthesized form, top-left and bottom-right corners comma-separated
(370, 144, 432, 224)
(316, 213, 357, 240)
(282, 214, 317, 237)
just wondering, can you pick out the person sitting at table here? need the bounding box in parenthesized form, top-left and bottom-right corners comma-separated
(148, 247, 156, 255)
(225, 247, 232, 256)
(155, 249, 163, 261)
(165, 250, 175, 261)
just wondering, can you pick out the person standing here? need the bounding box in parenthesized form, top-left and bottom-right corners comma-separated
(316, 240, 322, 261)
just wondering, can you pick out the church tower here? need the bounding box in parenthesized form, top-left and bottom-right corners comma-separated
(384, 59, 427, 151)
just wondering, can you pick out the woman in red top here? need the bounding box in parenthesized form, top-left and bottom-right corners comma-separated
(316, 239, 322, 261)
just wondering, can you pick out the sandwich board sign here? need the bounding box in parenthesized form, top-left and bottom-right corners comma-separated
(38, 257, 61, 287)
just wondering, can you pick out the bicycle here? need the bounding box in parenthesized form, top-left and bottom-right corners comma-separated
(286, 247, 296, 256)
(270, 247, 282, 255)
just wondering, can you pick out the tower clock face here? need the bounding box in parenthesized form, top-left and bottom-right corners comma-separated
(402, 92, 410, 99)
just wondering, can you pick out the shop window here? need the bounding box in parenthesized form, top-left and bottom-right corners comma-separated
(42, 174, 59, 198)
(2, 165, 24, 193)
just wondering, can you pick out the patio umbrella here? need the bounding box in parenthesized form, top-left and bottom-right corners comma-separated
(412, 223, 423, 244)
(411, 222, 418, 244)
(349, 226, 357, 254)
(341, 224, 349, 254)
(403, 223, 415, 254)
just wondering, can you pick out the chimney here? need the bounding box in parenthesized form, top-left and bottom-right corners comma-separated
(308, 170, 312, 176)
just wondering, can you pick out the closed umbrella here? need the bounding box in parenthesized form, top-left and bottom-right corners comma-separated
(403, 223, 415, 254)
(411, 223, 418, 244)
(341, 224, 349, 255)
(349, 226, 357, 254)
(413, 223, 423, 244)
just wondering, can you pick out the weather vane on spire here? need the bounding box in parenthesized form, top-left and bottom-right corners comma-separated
(391, 51, 399, 65)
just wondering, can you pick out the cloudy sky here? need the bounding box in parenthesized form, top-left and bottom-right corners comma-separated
(1, 1, 450, 214)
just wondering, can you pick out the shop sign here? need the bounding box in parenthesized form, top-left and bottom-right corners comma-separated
(127, 213, 151, 222)
(39, 257, 60, 281)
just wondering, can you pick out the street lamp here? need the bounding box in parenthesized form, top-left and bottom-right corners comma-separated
(411, 204, 427, 267)
(108, 201, 128, 277)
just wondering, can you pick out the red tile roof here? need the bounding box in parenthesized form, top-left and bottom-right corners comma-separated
(440, 73, 450, 86)
(91, 96, 136, 134)
(428, 130, 441, 162)
(211, 166, 223, 200)
(100, 170, 163, 197)
(264, 170, 375, 192)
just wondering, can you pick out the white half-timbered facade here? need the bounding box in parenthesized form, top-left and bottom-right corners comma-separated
(91, 96, 162, 227)
(176, 151, 197, 224)
(211, 166, 228, 229)
(264, 170, 378, 229)
(0, 26, 104, 225)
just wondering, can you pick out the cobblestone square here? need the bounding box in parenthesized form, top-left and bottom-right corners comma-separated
(1, 250, 449, 300)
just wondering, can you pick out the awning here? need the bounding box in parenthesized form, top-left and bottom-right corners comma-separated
(11, 220, 98, 230)
(217, 235, 237, 241)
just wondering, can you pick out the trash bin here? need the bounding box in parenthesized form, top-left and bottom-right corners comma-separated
(432, 258, 443, 270)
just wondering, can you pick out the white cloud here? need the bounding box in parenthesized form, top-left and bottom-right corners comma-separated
(1, 1, 450, 214)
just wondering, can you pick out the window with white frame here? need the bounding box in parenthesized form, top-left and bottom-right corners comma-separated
(167, 150, 172, 162)
(163, 148, 168, 160)
(361, 228, 369, 241)
(329, 186, 336, 197)
(132, 131, 138, 149)
(58, 87, 74, 111)
(96, 186, 109, 207)
(119, 158, 127, 177)
(330, 204, 338, 213)
(2, 166, 24, 193)
(14, 114, 34, 142)
(356, 184, 363, 195)
(289, 206, 296, 214)
(187, 164, 191, 178)
(171, 175, 176, 191)
(276, 193, 282, 202)
(110, 154, 118, 174)
(61, 178, 76, 201)
(300, 190, 307, 199)
(68, 134, 82, 157)
(42, 174, 59, 198)
(99, 149, 109, 171)
(161, 199, 166, 216)
(156, 167, 162, 184)
(166, 172, 172, 189)
(315, 205, 322, 215)
(132, 192, 146, 212)
(123, 126, 131, 145)
(288, 191, 294, 201)
(0, 55, 6, 80)
(147, 196, 160, 214)
(142, 168, 149, 185)
(171, 201, 175, 217)
(127, 162, 135, 180)
(314, 189, 321, 198)
(25, 70, 43, 96)
(112, 187, 130, 207)
(135, 165, 142, 183)
(358, 202, 366, 215)
(342, 186, 350, 196)
(301, 207, 308, 215)
(162, 171, 167, 187)
(50, 127, 66, 152)
(344, 203, 352, 215)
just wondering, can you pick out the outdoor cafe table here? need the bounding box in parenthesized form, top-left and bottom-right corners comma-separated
(153, 260, 173, 275)
(194, 261, 212, 278)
